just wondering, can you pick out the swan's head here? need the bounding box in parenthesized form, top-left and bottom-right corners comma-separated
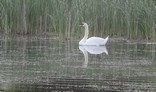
(80, 22, 88, 29)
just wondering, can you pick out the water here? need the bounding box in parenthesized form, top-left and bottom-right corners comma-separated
(0, 36, 156, 92)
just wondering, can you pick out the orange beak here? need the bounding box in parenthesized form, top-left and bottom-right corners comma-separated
(79, 22, 84, 27)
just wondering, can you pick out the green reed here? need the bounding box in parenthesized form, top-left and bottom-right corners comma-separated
(0, 0, 155, 40)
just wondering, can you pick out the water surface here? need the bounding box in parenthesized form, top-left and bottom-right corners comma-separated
(0, 36, 156, 92)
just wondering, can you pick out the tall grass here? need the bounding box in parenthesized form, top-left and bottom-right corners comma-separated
(0, 0, 155, 40)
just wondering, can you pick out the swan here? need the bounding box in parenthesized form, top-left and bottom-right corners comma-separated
(79, 22, 109, 46)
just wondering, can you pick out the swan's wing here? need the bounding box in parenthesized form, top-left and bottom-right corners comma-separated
(85, 37, 105, 45)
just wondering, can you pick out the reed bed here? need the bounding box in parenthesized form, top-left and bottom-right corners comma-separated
(0, 0, 155, 40)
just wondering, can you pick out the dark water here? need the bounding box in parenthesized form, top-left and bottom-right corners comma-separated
(0, 36, 156, 92)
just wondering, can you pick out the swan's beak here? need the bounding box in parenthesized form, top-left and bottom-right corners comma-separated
(79, 23, 84, 27)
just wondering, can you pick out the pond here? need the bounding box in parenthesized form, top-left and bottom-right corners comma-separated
(0, 36, 156, 92)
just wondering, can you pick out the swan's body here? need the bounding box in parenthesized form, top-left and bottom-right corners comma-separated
(79, 22, 109, 46)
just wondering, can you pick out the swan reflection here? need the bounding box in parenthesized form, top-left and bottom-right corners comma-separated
(79, 46, 108, 68)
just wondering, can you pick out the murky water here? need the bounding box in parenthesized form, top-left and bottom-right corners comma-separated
(0, 36, 156, 92)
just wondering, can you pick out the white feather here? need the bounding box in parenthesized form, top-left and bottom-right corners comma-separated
(79, 22, 109, 46)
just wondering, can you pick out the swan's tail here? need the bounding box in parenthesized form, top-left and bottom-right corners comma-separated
(103, 36, 109, 45)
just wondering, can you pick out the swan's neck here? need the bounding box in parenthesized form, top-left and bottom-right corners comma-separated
(82, 26, 89, 41)
(79, 25, 89, 45)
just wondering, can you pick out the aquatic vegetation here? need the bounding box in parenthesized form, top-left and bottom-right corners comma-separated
(0, 0, 155, 41)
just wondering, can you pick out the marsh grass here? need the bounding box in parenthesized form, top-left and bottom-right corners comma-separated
(0, 0, 155, 40)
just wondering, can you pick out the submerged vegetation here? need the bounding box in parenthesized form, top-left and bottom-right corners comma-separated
(0, 0, 155, 40)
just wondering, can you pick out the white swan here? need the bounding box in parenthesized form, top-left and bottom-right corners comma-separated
(79, 22, 109, 46)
